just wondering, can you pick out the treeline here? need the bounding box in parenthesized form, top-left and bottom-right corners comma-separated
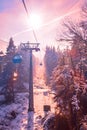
(0, 37, 37, 103)
(43, 2, 87, 130)
(44, 46, 62, 85)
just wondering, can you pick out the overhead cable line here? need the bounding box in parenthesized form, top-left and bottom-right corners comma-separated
(0, 39, 8, 43)
(21, 0, 38, 42)
(22, 0, 28, 16)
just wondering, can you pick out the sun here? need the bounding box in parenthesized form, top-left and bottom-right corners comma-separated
(28, 13, 42, 29)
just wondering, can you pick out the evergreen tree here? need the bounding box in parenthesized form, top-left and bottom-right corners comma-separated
(44, 46, 59, 85)
(50, 65, 82, 129)
(6, 37, 16, 54)
(0, 50, 4, 73)
(2, 37, 16, 102)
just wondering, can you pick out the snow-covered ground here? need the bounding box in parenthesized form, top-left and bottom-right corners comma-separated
(0, 91, 44, 130)
(0, 82, 55, 130)
(0, 92, 29, 130)
(0, 65, 55, 130)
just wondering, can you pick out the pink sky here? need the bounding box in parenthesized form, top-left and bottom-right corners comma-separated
(0, 0, 84, 52)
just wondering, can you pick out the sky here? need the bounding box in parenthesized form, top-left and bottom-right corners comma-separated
(0, 0, 85, 53)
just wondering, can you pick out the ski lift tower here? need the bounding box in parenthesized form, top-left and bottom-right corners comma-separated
(20, 42, 40, 111)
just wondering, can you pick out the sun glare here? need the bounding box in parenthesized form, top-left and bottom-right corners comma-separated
(28, 13, 42, 29)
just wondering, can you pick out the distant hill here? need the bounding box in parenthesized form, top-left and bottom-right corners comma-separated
(0, 39, 8, 53)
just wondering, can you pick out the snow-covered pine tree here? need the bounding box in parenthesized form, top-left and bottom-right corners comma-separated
(3, 37, 16, 103)
(44, 46, 59, 85)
